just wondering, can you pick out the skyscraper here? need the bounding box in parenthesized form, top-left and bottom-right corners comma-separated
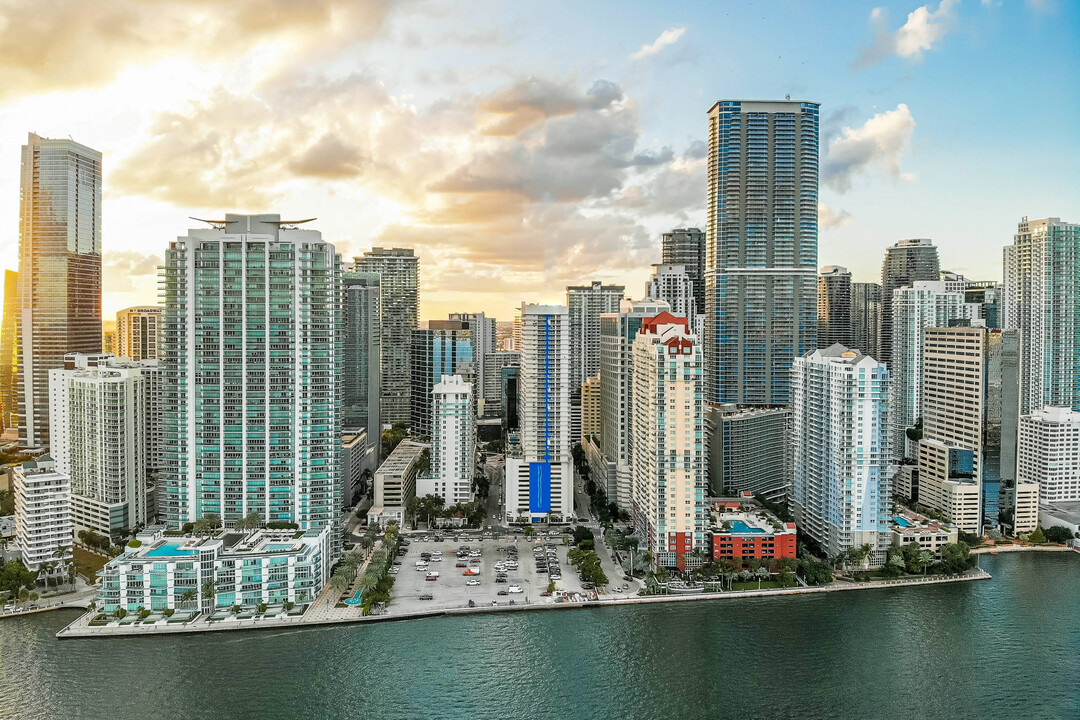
(631, 313, 706, 570)
(17, 133, 103, 448)
(567, 281, 624, 391)
(598, 299, 670, 508)
(410, 322, 473, 437)
(1003, 216, 1080, 414)
(0, 270, 17, 430)
(160, 214, 342, 558)
(889, 282, 978, 460)
(817, 265, 852, 347)
(791, 345, 890, 564)
(354, 247, 418, 426)
(342, 271, 381, 451)
(423, 374, 475, 506)
(504, 304, 572, 523)
(645, 264, 698, 335)
(116, 306, 163, 361)
(850, 282, 882, 359)
(917, 324, 1019, 533)
(878, 239, 941, 366)
(448, 312, 496, 396)
(1018, 406, 1080, 504)
(705, 100, 820, 405)
(661, 228, 706, 315)
(705, 404, 791, 501)
(49, 353, 148, 538)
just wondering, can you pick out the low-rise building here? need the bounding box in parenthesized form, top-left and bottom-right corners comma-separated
(1010, 481, 1040, 534)
(892, 464, 918, 503)
(889, 510, 957, 558)
(709, 504, 796, 561)
(14, 455, 72, 572)
(97, 525, 330, 615)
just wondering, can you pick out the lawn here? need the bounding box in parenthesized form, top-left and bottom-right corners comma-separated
(731, 580, 786, 591)
(74, 546, 109, 580)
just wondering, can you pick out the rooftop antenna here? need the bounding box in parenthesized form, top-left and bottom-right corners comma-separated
(785, 94, 791, 100)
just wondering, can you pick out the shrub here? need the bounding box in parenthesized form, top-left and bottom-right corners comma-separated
(1044, 526, 1074, 544)
(128, 540, 142, 549)
(139, 609, 151, 620)
(163, 608, 175, 617)
(257, 603, 268, 614)
(232, 605, 242, 614)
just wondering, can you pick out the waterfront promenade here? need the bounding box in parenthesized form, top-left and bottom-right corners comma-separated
(55, 566, 992, 639)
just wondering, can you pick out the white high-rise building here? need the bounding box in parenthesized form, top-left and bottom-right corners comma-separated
(116, 306, 163, 361)
(161, 214, 342, 560)
(49, 353, 148, 538)
(1018, 406, 1080, 504)
(1003, 216, 1080, 414)
(597, 299, 670, 508)
(889, 281, 979, 460)
(645, 264, 699, 336)
(505, 304, 572, 524)
(14, 455, 73, 572)
(428, 375, 475, 506)
(567, 282, 624, 390)
(791, 345, 890, 564)
(631, 313, 706, 569)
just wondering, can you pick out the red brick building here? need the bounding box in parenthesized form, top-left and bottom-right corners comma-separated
(709, 514, 796, 561)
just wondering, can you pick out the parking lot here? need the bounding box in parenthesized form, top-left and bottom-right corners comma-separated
(389, 531, 625, 615)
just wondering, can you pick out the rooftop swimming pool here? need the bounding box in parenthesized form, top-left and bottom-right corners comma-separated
(265, 544, 295, 551)
(728, 520, 765, 534)
(144, 541, 198, 557)
(893, 516, 911, 527)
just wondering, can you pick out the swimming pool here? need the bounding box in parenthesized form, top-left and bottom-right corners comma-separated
(728, 521, 765, 534)
(344, 588, 363, 606)
(893, 516, 911, 527)
(265, 544, 295, 551)
(144, 541, 198, 557)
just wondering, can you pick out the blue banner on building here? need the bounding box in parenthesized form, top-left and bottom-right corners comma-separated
(529, 462, 551, 513)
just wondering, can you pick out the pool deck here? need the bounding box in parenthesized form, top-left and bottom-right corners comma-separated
(55, 567, 993, 639)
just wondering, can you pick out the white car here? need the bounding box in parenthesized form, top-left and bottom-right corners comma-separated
(427, 571, 440, 578)
(465, 579, 481, 586)
(508, 586, 523, 594)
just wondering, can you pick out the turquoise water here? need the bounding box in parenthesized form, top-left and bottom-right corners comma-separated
(728, 520, 765, 533)
(143, 542, 197, 557)
(1, 553, 1077, 719)
(265, 544, 294, 551)
(344, 588, 363, 606)
(893, 516, 911, 527)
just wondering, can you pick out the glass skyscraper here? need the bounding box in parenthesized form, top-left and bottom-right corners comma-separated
(17, 133, 103, 448)
(877, 238, 941, 366)
(160, 214, 342, 559)
(410, 322, 473, 437)
(342, 271, 381, 445)
(705, 100, 820, 405)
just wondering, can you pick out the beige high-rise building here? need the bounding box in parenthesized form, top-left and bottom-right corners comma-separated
(580, 375, 601, 440)
(116, 306, 163, 361)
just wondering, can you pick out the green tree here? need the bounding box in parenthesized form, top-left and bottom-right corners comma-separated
(234, 511, 262, 531)
(328, 573, 350, 598)
(381, 423, 408, 458)
(192, 513, 222, 536)
(1028, 526, 1047, 544)
(180, 589, 197, 612)
(939, 542, 975, 574)
(1044, 526, 1074, 544)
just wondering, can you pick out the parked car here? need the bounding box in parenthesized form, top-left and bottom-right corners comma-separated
(426, 571, 440, 578)
(540, 591, 551, 597)
(508, 586, 523, 594)
(425, 576, 438, 582)
(456, 562, 467, 568)
(419, 594, 433, 601)
(466, 579, 481, 586)
(392, 561, 402, 566)
(496, 577, 507, 583)
(497, 590, 509, 596)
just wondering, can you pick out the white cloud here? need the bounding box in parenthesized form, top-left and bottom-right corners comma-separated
(823, 104, 917, 193)
(630, 27, 686, 60)
(818, 203, 853, 229)
(852, 1, 957, 70)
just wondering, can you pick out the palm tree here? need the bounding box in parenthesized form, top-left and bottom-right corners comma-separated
(357, 571, 379, 596)
(755, 566, 770, 589)
(201, 580, 216, 612)
(328, 573, 350, 600)
(180, 589, 197, 613)
(919, 550, 935, 575)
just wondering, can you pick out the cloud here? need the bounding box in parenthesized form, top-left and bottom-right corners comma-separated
(630, 27, 686, 60)
(852, 1, 957, 70)
(823, 104, 916, 193)
(818, 203, 853, 229)
(103, 250, 163, 292)
(0, 0, 400, 100)
(111, 71, 682, 299)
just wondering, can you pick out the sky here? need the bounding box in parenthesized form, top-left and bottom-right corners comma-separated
(0, 0, 1076, 321)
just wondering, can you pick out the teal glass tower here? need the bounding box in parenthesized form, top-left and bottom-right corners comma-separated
(705, 100, 819, 405)
(161, 214, 343, 559)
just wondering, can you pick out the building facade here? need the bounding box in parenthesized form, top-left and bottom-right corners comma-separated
(705, 100, 820, 406)
(49, 353, 148, 538)
(505, 304, 573, 524)
(662, 228, 706, 315)
(646, 264, 699, 336)
(1003, 216, 1080, 414)
(14, 455, 73, 572)
(850, 282, 882, 359)
(17, 133, 103, 448)
(97, 526, 330, 615)
(481, 350, 520, 418)
(631, 313, 706, 570)
(878, 239, 941, 366)
(889, 282, 978, 460)
(342, 271, 381, 456)
(410, 322, 473, 437)
(160, 214, 342, 559)
(1018, 406, 1080, 504)
(0, 269, 17, 430)
(567, 281, 624, 391)
(116, 306, 163, 361)
(705, 404, 791, 501)
(818, 265, 852, 347)
(580, 375, 601, 441)
(354, 248, 418, 426)
(791, 345, 890, 564)
(423, 375, 475, 506)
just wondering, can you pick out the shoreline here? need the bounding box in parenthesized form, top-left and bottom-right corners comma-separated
(55, 567, 992, 639)
(971, 544, 1077, 555)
